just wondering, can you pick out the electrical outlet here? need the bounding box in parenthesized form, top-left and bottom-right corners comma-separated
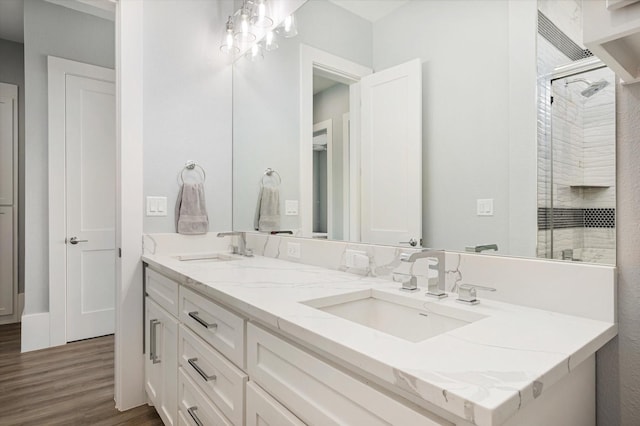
(285, 200, 299, 216)
(477, 198, 494, 216)
(346, 249, 369, 269)
(287, 242, 301, 259)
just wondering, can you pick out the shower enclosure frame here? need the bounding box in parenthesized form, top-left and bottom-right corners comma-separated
(542, 57, 609, 260)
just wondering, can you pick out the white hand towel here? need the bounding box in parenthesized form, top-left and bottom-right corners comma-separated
(175, 182, 209, 235)
(254, 185, 280, 232)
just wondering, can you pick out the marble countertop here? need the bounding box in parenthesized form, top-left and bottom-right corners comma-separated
(142, 252, 617, 426)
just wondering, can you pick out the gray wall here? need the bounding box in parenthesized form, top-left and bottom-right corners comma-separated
(143, 0, 234, 234)
(372, 0, 535, 254)
(597, 81, 640, 425)
(23, 0, 115, 315)
(233, 0, 372, 233)
(0, 38, 24, 294)
(313, 83, 349, 239)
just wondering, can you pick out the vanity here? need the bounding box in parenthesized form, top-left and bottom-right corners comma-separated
(141, 232, 617, 426)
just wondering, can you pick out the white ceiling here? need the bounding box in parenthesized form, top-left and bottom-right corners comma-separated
(327, 0, 410, 22)
(0, 0, 24, 43)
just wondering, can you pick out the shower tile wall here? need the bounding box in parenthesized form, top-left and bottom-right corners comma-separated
(536, 17, 615, 265)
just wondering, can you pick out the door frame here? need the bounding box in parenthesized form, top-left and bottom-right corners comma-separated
(0, 82, 19, 325)
(299, 44, 371, 238)
(48, 56, 115, 347)
(312, 119, 332, 237)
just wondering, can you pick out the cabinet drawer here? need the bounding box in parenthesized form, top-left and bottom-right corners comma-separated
(178, 368, 233, 426)
(146, 268, 180, 317)
(247, 323, 451, 426)
(246, 381, 305, 426)
(180, 286, 245, 369)
(179, 325, 248, 425)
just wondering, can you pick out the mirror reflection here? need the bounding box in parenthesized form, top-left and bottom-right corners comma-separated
(233, 0, 616, 265)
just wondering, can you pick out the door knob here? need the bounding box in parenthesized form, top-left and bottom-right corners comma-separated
(399, 238, 418, 247)
(68, 237, 88, 245)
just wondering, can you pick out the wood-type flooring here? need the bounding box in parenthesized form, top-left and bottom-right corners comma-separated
(0, 323, 163, 425)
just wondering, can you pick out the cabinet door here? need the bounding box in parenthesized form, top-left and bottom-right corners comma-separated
(246, 381, 306, 426)
(146, 297, 179, 426)
(0, 90, 16, 206)
(247, 323, 451, 426)
(0, 207, 13, 316)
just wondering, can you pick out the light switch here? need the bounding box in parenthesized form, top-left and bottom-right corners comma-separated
(477, 198, 494, 216)
(147, 196, 168, 217)
(157, 197, 167, 213)
(285, 200, 299, 216)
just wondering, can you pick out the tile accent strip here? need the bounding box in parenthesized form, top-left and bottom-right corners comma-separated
(538, 207, 615, 230)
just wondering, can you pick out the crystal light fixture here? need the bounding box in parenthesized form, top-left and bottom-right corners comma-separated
(276, 14, 297, 38)
(250, 0, 273, 28)
(219, 0, 298, 60)
(235, 0, 257, 46)
(264, 30, 278, 51)
(220, 16, 239, 54)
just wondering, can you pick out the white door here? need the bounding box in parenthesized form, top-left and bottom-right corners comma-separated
(360, 59, 422, 246)
(65, 73, 116, 342)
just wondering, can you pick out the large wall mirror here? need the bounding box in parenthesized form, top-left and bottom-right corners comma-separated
(233, 0, 616, 265)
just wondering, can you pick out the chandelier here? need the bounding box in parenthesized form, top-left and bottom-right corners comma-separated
(220, 0, 298, 61)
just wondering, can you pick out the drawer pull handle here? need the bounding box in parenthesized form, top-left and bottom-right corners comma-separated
(188, 357, 217, 382)
(188, 311, 218, 330)
(187, 406, 204, 426)
(149, 319, 161, 364)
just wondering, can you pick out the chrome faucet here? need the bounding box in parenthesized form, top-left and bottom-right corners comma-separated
(400, 249, 446, 299)
(456, 284, 496, 305)
(465, 244, 498, 253)
(216, 232, 251, 256)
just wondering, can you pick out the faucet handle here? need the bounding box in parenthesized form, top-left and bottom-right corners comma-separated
(395, 273, 419, 292)
(456, 284, 496, 305)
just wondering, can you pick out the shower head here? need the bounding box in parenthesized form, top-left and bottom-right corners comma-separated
(580, 79, 609, 98)
(564, 78, 609, 98)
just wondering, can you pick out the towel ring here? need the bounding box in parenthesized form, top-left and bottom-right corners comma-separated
(180, 161, 206, 184)
(261, 168, 281, 186)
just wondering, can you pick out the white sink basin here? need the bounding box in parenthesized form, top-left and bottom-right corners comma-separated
(172, 253, 237, 263)
(303, 289, 486, 342)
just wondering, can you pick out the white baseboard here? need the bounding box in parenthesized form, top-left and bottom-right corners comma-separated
(21, 312, 51, 352)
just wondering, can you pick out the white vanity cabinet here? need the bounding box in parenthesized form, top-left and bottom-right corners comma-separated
(144, 266, 450, 426)
(246, 381, 305, 426)
(179, 286, 246, 369)
(145, 297, 179, 426)
(178, 324, 247, 425)
(145, 266, 249, 426)
(247, 323, 451, 426)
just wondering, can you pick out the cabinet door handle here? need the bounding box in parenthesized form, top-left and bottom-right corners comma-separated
(188, 311, 218, 330)
(149, 319, 161, 364)
(188, 357, 217, 382)
(187, 406, 204, 426)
